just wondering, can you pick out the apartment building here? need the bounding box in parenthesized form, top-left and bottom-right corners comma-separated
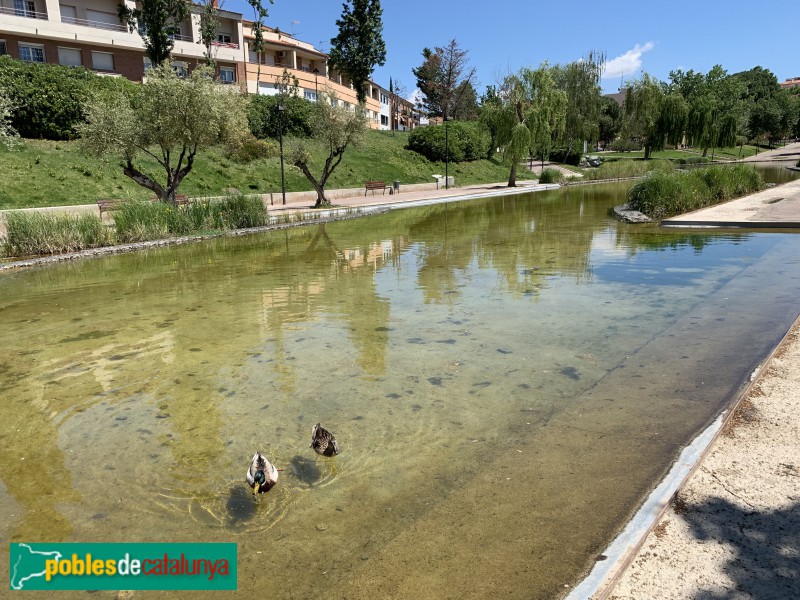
(0, 3, 419, 130)
(0, 0, 244, 84)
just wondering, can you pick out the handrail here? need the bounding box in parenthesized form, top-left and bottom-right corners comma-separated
(0, 5, 47, 19)
(60, 16, 127, 32)
(212, 40, 240, 49)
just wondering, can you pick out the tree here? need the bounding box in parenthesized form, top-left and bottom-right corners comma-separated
(0, 88, 19, 149)
(479, 85, 503, 159)
(413, 39, 477, 120)
(451, 80, 479, 121)
(247, 0, 274, 84)
(79, 64, 248, 204)
(289, 91, 367, 207)
(492, 65, 567, 186)
(598, 95, 622, 148)
(328, 0, 386, 104)
(197, 0, 221, 67)
(623, 74, 680, 159)
(119, 0, 190, 66)
(552, 50, 605, 161)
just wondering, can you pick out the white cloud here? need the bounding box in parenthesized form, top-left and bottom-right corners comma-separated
(409, 88, 423, 105)
(602, 42, 655, 80)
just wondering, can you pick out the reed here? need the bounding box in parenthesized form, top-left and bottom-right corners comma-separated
(3, 211, 114, 257)
(627, 164, 764, 219)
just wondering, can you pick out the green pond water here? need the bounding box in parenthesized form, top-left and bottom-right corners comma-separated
(2, 172, 800, 599)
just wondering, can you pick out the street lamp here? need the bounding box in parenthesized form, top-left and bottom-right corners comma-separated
(444, 117, 450, 190)
(277, 104, 286, 205)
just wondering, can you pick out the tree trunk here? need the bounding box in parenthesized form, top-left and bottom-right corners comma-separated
(643, 144, 652, 160)
(294, 159, 328, 207)
(508, 162, 517, 187)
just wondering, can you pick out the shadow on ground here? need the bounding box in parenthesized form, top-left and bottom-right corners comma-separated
(685, 497, 800, 599)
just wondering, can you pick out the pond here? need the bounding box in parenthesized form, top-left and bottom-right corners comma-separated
(1, 174, 800, 599)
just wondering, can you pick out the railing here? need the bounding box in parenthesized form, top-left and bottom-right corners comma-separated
(0, 5, 47, 19)
(211, 41, 240, 49)
(60, 16, 127, 32)
(169, 33, 193, 42)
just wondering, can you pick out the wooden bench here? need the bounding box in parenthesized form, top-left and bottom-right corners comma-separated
(97, 199, 122, 217)
(364, 181, 387, 196)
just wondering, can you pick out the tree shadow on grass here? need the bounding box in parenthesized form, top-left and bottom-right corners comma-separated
(683, 496, 800, 599)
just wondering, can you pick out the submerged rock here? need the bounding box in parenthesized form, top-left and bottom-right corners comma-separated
(613, 203, 652, 223)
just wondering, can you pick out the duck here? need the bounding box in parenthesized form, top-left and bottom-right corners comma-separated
(311, 423, 340, 457)
(246, 452, 279, 494)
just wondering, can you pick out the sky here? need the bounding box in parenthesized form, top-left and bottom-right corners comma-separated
(225, 0, 799, 99)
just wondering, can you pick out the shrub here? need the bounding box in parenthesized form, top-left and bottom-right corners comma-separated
(628, 165, 764, 219)
(406, 121, 490, 162)
(538, 168, 563, 184)
(3, 211, 114, 257)
(584, 159, 673, 181)
(248, 95, 315, 139)
(607, 139, 642, 152)
(227, 135, 279, 163)
(0, 56, 134, 140)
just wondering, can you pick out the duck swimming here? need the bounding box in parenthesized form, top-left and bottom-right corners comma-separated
(311, 423, 340, 457)
(246, 452, 279, 495)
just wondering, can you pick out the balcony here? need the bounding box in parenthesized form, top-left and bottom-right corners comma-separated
(60, 15, 127, 32)
(0, 5, 47, 19)
(212, 40, 239, 50)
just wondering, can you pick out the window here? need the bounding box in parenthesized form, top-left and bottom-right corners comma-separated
(217, 33, 232, 44)
(59, 4, 77, 20)
(380, 93, 389, 104)
(19, 43, 45, 63)
(0, 41, 7, 56)
(14, 0, 36, 17)
(219, 67, 235, 84)
(85, 9, 120, 27)
(57, 47, 82, 67)
(304, 90, 317, 101)
(380, 115, 389, 126)
(171, 61, 188, 78)
(91, 51, 114, 71)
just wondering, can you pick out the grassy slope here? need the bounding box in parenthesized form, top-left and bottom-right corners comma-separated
(600, 145, 762, 161)
(0, 131, 529, 210)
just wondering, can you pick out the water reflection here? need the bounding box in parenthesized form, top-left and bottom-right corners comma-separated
(1, 179, 800, 598)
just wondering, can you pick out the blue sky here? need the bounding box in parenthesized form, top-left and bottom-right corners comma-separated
(226, 0, 799, 98)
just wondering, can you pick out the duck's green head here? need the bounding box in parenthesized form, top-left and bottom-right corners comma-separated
(254, 469, 266, 489)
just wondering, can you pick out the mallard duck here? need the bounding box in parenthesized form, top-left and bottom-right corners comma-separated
(246, 452, 279, 494)
(311, 423, 340, 457)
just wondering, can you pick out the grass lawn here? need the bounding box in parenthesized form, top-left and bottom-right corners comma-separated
(599, 145, 762, 161)
(0, 131, 530, 210)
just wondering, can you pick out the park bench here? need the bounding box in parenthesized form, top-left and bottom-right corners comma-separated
(364, 181, 387, 196)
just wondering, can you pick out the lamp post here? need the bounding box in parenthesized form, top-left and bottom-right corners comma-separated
(278, 104, 286, 205)
(444, 117, 450, 190)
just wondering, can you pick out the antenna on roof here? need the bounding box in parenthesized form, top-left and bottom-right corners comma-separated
(290, 20, 300, 36)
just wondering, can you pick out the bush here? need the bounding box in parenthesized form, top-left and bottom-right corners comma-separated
(584, 159, 673, 181)
(3, 211, 114, 257)
(607, 139, 642, 152)
(406, 121, 490, 162)
(248, 95, 315, 139)
(628, 164, 764, 219)
(113, 195, 268, 242)
(0, 56, 134, 140)
(538, 168, 563, 184)
(227, 135, 279, 163)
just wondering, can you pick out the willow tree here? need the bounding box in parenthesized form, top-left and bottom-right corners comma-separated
(493, 65, 567, 186)
(552, 50, 605, 161)
(79, 64, 248, 204)
(329, 0, 386, 104)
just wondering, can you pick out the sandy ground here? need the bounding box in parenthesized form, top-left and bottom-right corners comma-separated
(603, 320, 800, 599)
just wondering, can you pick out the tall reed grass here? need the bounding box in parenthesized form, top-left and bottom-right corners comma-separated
(627, 164, 764, 219)
(537, 168, 563, 184)
(3, 212, 114, 257)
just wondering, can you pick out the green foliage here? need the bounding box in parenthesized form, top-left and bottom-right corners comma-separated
(598, 96, 622, 146)
(552, 50, 605, 156)
(118, 0, 190, 65)
(79, 64, 249, 202)
(538, 168, 563, 184)
(0, 87, 19, 148)
(227, 135, 278, 162)
(627, 164, 763, 219)
(406, 121, 490, 162)
(248, 94, 314, 139)
(113, 195, 268, 242)
(413, 40, 476, 120)
(584, 158, 673, 181)
(3, 211, 114, 257)
(197, 0, 221, 66)
(328, 0, 386, 104)
(0, 56, 133, 140)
